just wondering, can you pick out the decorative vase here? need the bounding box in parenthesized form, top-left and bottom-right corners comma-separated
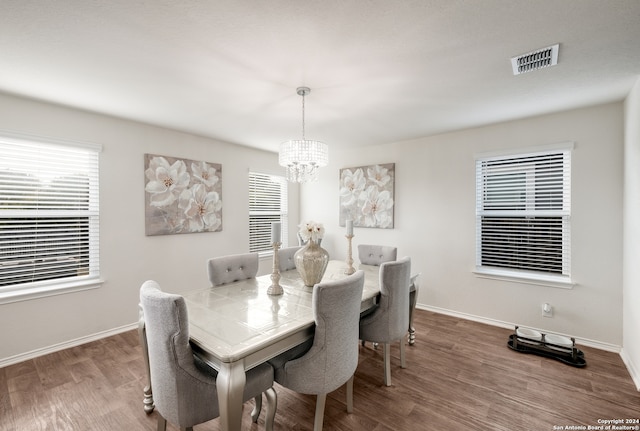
(294, 239, 330, 287)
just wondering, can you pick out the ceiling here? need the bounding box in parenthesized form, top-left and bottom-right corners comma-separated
(1, 1, 639, 153)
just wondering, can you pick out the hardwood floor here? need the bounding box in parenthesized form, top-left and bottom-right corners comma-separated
(2, 310, 639, 430)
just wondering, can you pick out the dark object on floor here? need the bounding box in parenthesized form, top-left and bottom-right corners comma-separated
(507, 326, 587, 367)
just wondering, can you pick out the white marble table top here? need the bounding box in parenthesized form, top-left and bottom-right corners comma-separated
(185, 260, 380, 366)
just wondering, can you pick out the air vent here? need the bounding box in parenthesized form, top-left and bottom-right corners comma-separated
(511, 44, 559, 75)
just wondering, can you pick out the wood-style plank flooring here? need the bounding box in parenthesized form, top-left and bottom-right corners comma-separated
(2, 310, 639, 430)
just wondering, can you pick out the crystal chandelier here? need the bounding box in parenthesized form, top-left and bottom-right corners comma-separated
(279, 87, 328, 182)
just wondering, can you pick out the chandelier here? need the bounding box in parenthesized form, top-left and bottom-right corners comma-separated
(279, 87, 328, 182)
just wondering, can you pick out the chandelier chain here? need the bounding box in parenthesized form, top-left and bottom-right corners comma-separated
(301, 91, 306, 141)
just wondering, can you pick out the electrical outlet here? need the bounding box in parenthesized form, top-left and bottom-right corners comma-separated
(542, 303, 553, 318)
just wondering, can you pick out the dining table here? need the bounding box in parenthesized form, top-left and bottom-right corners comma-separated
(138, 259, 416, 431)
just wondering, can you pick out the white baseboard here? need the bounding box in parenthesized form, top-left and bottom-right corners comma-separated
(620, 348, 640, 391)
(416, 304, 622, 353)
(0, 322, 139, 368)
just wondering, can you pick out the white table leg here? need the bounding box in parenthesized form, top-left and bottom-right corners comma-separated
(216, 361, 246, 431)
(138, 304, 155, 413)
(408, 275, 420, 345)
(408, 288, 417, 345)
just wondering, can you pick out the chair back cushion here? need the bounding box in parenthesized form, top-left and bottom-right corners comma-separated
(140, 281, 219, 427)
(359, 257, 411, 343)
(274, 271, 365, 395)
(358, 244, 398, 266)
(278, 246, 301, 272)
(207, 252, 259, 286)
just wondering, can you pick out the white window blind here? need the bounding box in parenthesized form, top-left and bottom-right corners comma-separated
(249, 172, 288, 253)
(476, 147, 571, 281)
(0, 134, 101, 298)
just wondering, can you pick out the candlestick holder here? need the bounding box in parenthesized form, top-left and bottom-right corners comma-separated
(268, 242, 284, 295)
(344, 234, 355, 275)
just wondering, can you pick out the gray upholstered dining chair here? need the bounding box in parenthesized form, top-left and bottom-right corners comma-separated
(359, 256, 411, 386)
(140, 280, 277, 431)
(268, 271, 365, 431)
(357, 244, 397, 266)
(278, 246, 301, 272)
(207, 252, 259, 286)
(357, 244, 397, 348)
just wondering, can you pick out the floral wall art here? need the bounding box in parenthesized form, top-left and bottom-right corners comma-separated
(144, 154, 222, 236)
(339, 163, 395, 229)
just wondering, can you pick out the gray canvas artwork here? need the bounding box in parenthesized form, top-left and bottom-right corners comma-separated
(339, 163, 395, 229)
(144, 153, 222, 235)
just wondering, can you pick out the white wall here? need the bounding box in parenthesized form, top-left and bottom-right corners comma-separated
(302, 102, 624, 348)
(0, 92, 629, 365)
(0, 92, 299, 364)
(623, 78, 640, 389)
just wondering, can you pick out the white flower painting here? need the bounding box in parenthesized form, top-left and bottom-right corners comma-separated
(144, 154, 222, 235)
(339, 163, 394, 229)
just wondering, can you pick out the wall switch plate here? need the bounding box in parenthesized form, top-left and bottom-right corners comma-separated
(542, 303, 553, 318)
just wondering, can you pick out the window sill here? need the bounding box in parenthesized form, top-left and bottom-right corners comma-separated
(473, 267, 575, 289)
(0, 277, 103, 305)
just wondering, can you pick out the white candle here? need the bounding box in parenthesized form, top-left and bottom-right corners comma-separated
(346, 219, 353, 236)
(271, 222, 281, 244)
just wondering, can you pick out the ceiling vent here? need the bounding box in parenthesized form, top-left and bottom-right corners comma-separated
(511, 44, 559, 75)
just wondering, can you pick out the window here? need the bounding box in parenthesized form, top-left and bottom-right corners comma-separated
(249, 172, 288, 254)
(475, 145, 571, 285)
(0, 133, 101, 303)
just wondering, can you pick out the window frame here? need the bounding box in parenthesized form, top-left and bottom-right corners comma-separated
(0, 131, 102, 304)
(474, 143, 574, 288)
(248, 172, 288, 257)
